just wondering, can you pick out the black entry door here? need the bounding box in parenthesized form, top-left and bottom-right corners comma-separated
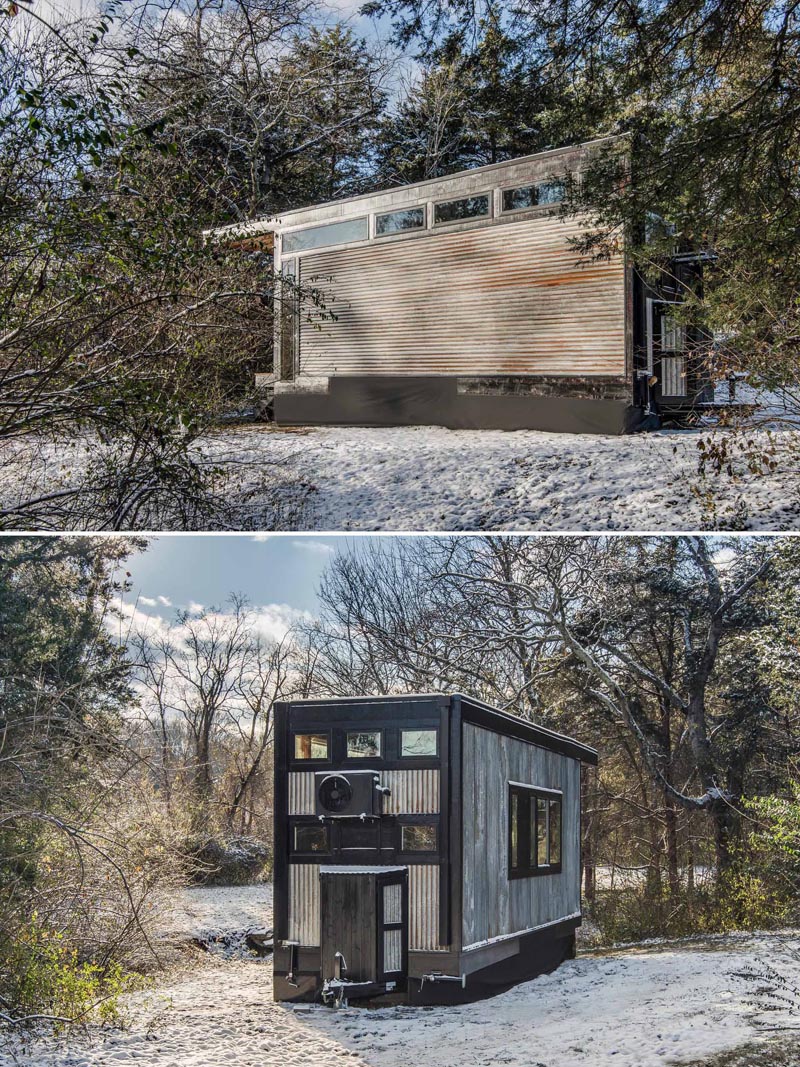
(319, 867, 408, 989)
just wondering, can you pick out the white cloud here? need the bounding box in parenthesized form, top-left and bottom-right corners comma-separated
(157, 595, 172, 607)
(291, 539, 335, 557)
(139, 596, 158, 607)
(251, 533, 272, 543)
(188, 601, 205, 614)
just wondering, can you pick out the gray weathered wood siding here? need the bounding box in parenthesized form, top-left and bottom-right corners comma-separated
(297, 215, 625, 378)
(461, 723, 581, 950)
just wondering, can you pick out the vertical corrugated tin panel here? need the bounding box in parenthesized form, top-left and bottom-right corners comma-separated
(408, 864, 443, 950)
(661, 356, 687, 396)
(288, 772, 315, 815)
(288, 864, 320, 945)
(383, 928, 403, 972)
(383, 882, 402, 924)
(382, 769, 440, 814)
(298, 215, 626, 377)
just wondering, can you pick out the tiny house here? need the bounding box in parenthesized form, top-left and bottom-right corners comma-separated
(216, 136, 711, 434)
(272, 693, 597, 1005)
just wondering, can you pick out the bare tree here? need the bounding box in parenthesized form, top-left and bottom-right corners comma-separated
(132, 596, 300, 836)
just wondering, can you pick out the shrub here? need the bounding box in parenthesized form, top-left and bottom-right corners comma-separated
(0, 914, 144, 1031)
(186, 836, 271, 886)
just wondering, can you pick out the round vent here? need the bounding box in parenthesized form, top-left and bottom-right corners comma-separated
(318, 774, 353, 814)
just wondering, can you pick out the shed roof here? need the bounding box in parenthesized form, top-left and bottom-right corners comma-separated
(206, 134, 622, 244)
(282, 693, 598, 766)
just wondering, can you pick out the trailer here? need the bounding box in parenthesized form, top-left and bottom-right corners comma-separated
(272, 693, 598, 1005)
(217, 136, 712, 434)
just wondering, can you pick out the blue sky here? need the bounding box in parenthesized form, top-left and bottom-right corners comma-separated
(125, 535, 346, 617)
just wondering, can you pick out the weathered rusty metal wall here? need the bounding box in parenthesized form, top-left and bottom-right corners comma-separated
(297, 214, 626, 378)
(461, 724, 581, 950)
(288, 863, 320, 945)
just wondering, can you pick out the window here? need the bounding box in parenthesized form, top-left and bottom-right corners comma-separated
(293, 825, 328, 853)
(282, 217, 368, 254)
(400, 728, 438, 757)
(434, 194, 490, 225)
(294, 733, 328, 760)
(660, 314, 686, 353)
(346, 730, 381, 758)
(401, 824, 437, 852)
(508, 784, 562, 878)
(502, 180, 566, 213)
(375, 207, 425, 236)
(536, 180, 566, 205)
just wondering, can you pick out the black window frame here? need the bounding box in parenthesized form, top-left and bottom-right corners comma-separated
(400, 823, 438, 854)
(507, 783, 563, 879)
(291, 730, 331, 763)
(292, 822, 330, 855)
(399, 727, 439, 759)
(345, 728, 383, 759)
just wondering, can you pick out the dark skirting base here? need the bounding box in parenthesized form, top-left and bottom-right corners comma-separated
(407, 928, 577, 1006)
(275, 377, 634, 436)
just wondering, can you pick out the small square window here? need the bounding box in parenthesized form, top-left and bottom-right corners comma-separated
(400, 729, 438, 757)
(401, 825, 437, 852)
(293, 825, 328, 852)
(347, 730, 381, 758)
(294, 733, 328, 760)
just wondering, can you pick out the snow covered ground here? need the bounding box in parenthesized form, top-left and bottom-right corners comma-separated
(5, 886, 800, 1067)
(199, 422, 800, 531)
(3, 420, 799, 531)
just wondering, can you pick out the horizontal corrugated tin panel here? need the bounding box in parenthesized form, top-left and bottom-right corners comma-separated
(409, 864, 445, 951)
(298, 215, 626, 377)
(288, 863, 320, 946)
(288, 772, 315, 815)
(381, 769, 440, 814)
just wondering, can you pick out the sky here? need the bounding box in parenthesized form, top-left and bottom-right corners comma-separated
(119, 534, 419, 637)
(124, 534, 342, 618)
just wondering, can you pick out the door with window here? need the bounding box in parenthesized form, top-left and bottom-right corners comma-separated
(319, 867, 408, 989)
(646, 298, 688, 401)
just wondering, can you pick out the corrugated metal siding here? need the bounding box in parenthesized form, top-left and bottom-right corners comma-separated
(289, 770, 438, 814)
(381, 769, 440, 814)
(409, 864, 444, 951)
(661, 356, 687, 396)
(383, 928, 403, 972)
(383, 882, 403, 924)
(461, 724, 581, 949)
(288, 863, 320, 945)
(288, 772, 315, 815)
(298, 216, 625, 377)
